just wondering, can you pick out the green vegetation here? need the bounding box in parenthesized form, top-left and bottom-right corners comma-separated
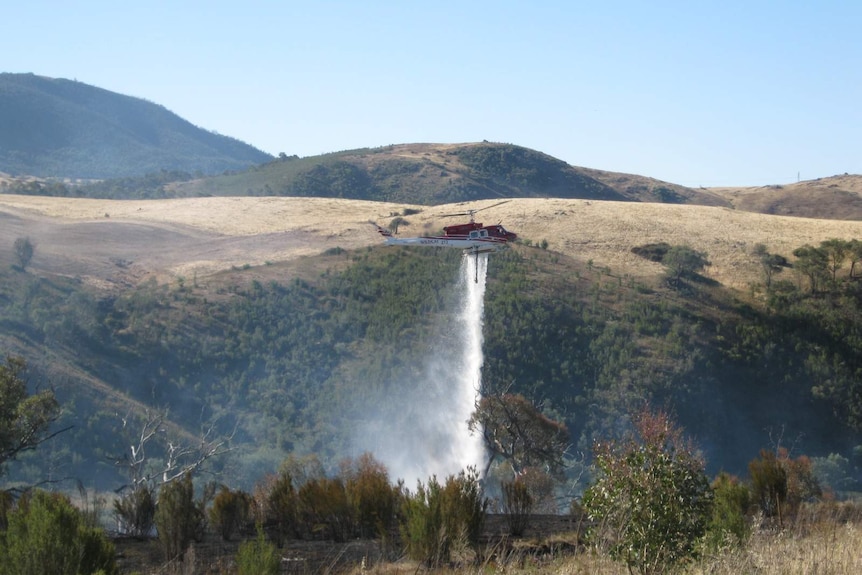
(2, 237, 862, 496)
(0, 490, 117, 575)
(0, 356, 60, 480)
(12, 237, 34, 270)
(235, 525, 280, 575)
(584, 407, 713, 575)
(400, 467, 487, 567)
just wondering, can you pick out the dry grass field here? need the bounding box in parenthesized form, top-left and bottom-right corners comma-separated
(3, 194, 862, 291)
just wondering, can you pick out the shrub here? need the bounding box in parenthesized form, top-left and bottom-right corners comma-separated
(0, 490, 117, 575)
(583, 407, 713, 575)
(236, 525, 280, 575)
(209, 486, 252, 541)
(296, 476, 353, 541)
(342, 453, 399, 539)
(155, 473, 202, 562)
(501, 477, 533, 536)
(704, 472, 751, 549)
(749, 448, 822, 527)
(749, 449, 788, 523)
(113, 484, 156, 537)
(262, 471, 297, 544)
(13, 237, 35, 270)
(400, 467, 487, 567)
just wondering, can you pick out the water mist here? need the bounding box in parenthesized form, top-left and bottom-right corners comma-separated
(352, 253, 489, 486)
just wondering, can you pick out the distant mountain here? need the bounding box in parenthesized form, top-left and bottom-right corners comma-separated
(0, 73, 273, 178)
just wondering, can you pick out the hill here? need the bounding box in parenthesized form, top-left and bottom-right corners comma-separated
(3, 193, 862, 495)
(0, 73, 273, 178)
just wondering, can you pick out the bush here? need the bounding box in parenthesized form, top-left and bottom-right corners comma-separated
(400, 467, 487, 567)
(583, 407, 713, 575)
(749, 448, 822, 527)
(704, 472, 751, 549)
(501, 477, 533, 536)
(155, 473, 203, 562)
(342, 453, 399, 539)
(113, 484, 156, 537)
(236, 525, 280, 575)
(13, 237, 35, 270)
(261, 471, 297, 544)
(209, 486, 252, 541)
(296, 476, 353, 541)
(0, 490, 117, 575)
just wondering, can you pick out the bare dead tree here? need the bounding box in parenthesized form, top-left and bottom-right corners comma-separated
(113, 407, 235, 492)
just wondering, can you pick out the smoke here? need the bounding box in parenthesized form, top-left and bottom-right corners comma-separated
(350, 253, 489, 486)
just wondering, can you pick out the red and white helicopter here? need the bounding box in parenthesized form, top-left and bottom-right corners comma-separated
(373, 201, 517, 281)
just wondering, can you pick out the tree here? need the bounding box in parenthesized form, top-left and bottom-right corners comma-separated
(0, 356, 61, 479)
(752, 243, 789, 289)
(0, 490, 118, 575)
(583, 407, 713, 575)
(819, 238, 848, 281)
(847, 239, 862, 278)
(792, 244, 830, 292)
(12, 237, 35, 270)
(661, 245, 709, 287)
(468, 392, 569, 479)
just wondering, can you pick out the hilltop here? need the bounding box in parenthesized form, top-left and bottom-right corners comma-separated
(0, 73, 272, 178)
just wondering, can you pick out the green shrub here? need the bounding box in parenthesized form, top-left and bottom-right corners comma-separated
(155, 473, 202, 562)
(704, 472, 751, 549)
(400, 467, 487, 567)
(0, 490, 117, 575)
(583, 408, 713, 575)
(749, 449, 787, 522)
(236, 525, 280, 575)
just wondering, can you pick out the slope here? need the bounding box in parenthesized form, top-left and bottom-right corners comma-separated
(0, 73, 273, 178)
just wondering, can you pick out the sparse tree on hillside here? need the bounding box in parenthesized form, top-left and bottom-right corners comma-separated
(847, 238, 862, 278)
(0, 356, 62, 479)
(819, 238, 849, 281)
(13, 236, 35, 270)
(662, 244, 710, 287)
(753, 243, 789, 289)
(792, 244, 830, 292)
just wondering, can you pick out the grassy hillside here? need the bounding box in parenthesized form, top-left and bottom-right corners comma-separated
(0, 73, 272, 178)
(2, 194, 862, 495)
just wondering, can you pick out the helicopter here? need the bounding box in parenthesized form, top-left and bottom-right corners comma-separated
(373, 201, 517, 282)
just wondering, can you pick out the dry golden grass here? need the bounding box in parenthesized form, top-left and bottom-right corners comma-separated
(347, 524, 862, 575)
(3, 194, 862, 289)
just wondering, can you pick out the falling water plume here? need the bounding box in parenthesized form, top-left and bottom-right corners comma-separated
(352, 253, 489, 485)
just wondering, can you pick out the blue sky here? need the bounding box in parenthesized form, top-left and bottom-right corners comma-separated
(5, 1, 860, 186)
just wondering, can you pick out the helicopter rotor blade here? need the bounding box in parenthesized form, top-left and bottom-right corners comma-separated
(440, 200, 511, 219)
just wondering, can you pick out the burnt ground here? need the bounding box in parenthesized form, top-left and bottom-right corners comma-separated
(113, 514, 587, 574)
